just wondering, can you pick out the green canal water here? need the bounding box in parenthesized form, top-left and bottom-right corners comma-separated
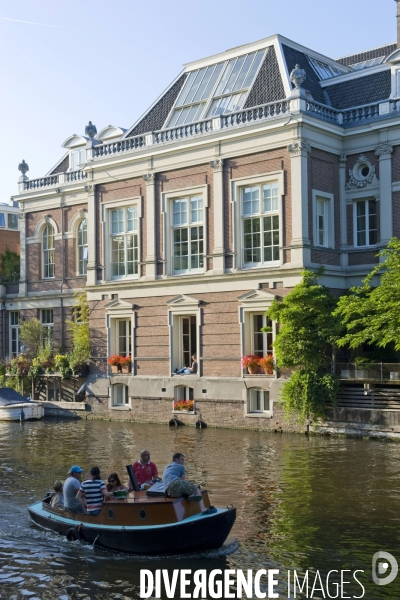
(0, 419, 399, 599)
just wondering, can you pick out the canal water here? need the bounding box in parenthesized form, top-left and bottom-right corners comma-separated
(0, 419, 399, 599)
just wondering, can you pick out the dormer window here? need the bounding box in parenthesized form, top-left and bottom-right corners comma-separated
(71, 149, 86, 171)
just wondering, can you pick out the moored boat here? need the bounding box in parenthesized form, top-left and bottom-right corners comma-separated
(0, 388, 44, 421)
(28, 468, 236, 555)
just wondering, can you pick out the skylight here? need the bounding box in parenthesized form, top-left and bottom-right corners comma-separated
(165, 50, 265, 128)
(350, 57, 385, 70)
(307, 56, 346, 80)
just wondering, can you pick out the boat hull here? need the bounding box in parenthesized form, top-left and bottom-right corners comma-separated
(28, 501, 236, 555)
(0, 403, 44, 421)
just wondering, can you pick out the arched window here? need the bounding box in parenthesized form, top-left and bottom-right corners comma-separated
(43, 224, 55, 278)
(77, 219, 88, 275)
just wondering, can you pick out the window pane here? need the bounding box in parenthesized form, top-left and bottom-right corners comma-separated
(223, 56, 246, 94)
(356, 202, 366, 246)
(0, 213, 5, 227)
(176, 70, 198, 106)
(263, 184, 279, 213)
(184, 68, 207, 104)
(175, 106, 191, 126)
(264, 215, 279, 262)
(8, 214, 18, 229)
(242, 51, 264, 88)
(233, 53, 256, 91)
(201, 63, 224, 100)
(215, 59, 237, 96)
(192, 65, 215, 102)
(253, 314, 264, 357)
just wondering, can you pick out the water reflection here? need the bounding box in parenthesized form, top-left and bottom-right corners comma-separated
(0, 420, 399, 598)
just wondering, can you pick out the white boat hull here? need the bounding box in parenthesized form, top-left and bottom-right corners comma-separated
(0, 403, 44, 421)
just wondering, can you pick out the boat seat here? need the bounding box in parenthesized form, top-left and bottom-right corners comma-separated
(145, 481, 167, 497)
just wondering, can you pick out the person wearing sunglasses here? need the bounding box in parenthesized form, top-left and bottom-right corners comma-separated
(106, 472, 128, 493)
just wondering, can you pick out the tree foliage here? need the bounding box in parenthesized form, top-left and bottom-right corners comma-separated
(66, 292, 90, 369)
(19, 318, 49, 356)
(266, 269, 340, 421)
(334, 238, 400, 350)
(0, 249, 20, 282)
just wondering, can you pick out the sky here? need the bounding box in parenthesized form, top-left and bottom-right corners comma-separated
(0, 0, 395, 202)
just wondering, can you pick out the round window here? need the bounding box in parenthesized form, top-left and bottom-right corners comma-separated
(139, 509, 147, 521)
(361, 165, 370, 178)
(108, 509, 115, 520)
(357, 163, 370, 179)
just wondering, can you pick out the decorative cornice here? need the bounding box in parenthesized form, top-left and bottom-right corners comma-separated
(287, 140, 311, 157)
(346, 155, 376, 190)
(209, 159, 224, 172)
(142, 173, 156, 184)
(375, 143, 393, 157)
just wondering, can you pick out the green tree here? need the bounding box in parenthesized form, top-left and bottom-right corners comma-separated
(335, 238, 400, 350)
(266, 269, 340, 420)
(66, 292, 90, 372)
(0, 249, 20, 282)
(19, 318, 49, 356)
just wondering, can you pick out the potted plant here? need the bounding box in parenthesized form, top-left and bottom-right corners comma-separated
(69, 348, 89, 377)
(173, 400, 194, 412)
(108, 355, 123, 373)
(354, 356, 374, 379)
(120, 356, 132, 374)
(259, 353, 274, 374)
(241, 355, 261, 375)
(54, 354, 71, 379)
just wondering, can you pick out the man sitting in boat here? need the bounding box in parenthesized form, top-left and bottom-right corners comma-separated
(76, 466, 113, 516)
(64, 465, 86, 515)
(162, 453, 202, 501)
(131, 450, 158, 489)
(50, 480, 64, 509)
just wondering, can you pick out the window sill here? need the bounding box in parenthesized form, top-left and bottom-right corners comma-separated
(245, 412, 273, 418)
(243, 374, 275, 378)
(172, 410, 196, 415)
(111, 405, 132, 410)
(240, 263, 280, 270)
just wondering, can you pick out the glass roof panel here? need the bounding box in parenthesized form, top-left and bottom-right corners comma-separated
(242, 51, 264, 88)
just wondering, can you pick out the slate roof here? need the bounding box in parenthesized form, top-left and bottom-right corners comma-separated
(281, 44, 326, 104)
(0, 388, 30, 405)
(244, 45, 286, 108)
(50, 153, 69, 175)
(325, 70, 392, 109)
(126, 73, 188, 137)
(336, 43, 396, 66)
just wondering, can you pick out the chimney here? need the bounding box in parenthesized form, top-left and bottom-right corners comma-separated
(396, 0, 400, 47)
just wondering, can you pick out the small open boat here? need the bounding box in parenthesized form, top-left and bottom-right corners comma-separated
(0, 388, 44, 421)
(28, 466, 236, 555)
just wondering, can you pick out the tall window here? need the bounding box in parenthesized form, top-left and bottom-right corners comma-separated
(355, 200, 377, 247)
(248, 389, 270, 413)
(252, 314, 273, 357)
(9, 311, 20, 358)
(242, 183, 279, 265)
(43, 224, 55, 278)
(315, 196, 328, 247)
(77, 219, 88, 275)
(116, 320, 132, 357)
(172, 196, 203, 273)
(8, 214, 18, 230)
(41, 309, 53, 346)
(110, 207, 138, 278)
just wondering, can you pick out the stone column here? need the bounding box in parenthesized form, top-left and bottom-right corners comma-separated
(142, 173, 157, 280)
(85, 185, 97, 286)
(18, 209, 27, 297)
(375, 143, 393, 245)
(287, 139, 311, 266)
(209, 159, 225, 274)
(339, 154, 348, 270)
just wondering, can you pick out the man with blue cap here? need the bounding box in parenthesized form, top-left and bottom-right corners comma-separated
(64, 465, 86, 514)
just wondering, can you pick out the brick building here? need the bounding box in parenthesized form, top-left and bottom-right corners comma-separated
(6, 8, 400, 428)
(0, 200, 20, 359)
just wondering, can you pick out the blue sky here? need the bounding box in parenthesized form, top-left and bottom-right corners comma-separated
(0, 0, 395, 201)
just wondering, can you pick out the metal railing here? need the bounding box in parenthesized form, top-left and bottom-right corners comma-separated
(335, 362, 400, 382)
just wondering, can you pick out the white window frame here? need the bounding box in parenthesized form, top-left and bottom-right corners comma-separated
(7, 214, 18, 230)
(102, 197, 142, 281)
(231, 171, 284, 271)
(41, 309, 54, 346)
(167, 295, 201, 376)
(312, 190, 334, 248)
(353, 198, 378, 248)
(250, 313, 273, 358)
(70, 148, 86, 171)
(77, 219, 88, 276)
(247, 388, 271, 415)
(174, 386, 194, 401)
(171, 195, 204, 275)
(162, 185, 208, 277)
(9, 311, 20, 358)
(105, 299, 136, 374)
(42, 224, 55, 279)
(111, 383, 130, 406)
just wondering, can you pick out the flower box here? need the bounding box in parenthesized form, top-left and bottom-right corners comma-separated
(121, 364, 131, 374)
(110, 365, 120, 374)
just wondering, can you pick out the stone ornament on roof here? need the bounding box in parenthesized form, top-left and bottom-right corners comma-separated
(346, 155, 376, 189)
(84, 121, 97, 139)
(290, 64, 307, 88)
(18, 159, 29, 176)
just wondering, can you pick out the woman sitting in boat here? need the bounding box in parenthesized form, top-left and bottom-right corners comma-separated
(50, 480, 64, 509)
(162, 453, 202, 501)
(106, 472, 128, 493)
(76, 466, 113, 516)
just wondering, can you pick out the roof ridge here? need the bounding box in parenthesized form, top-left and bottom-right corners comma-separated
(336, 42, 396, 61)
